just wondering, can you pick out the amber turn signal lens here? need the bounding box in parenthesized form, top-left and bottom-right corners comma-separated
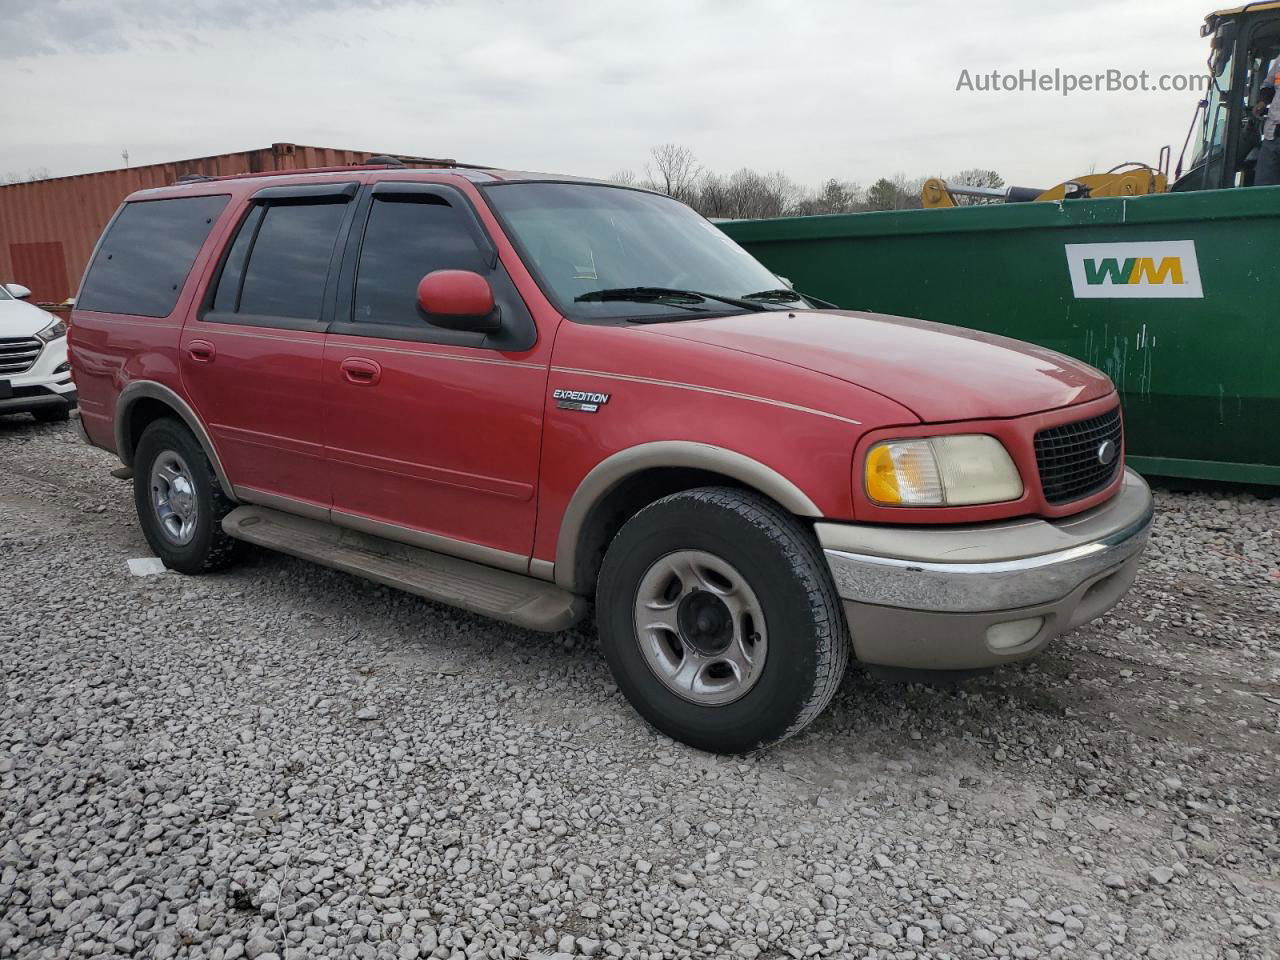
(864, 440, 943, 506)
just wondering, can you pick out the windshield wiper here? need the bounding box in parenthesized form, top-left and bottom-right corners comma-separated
(742, 288, 803, 302)
(575, 286, 768, 313)
(742, 288, 839, 309)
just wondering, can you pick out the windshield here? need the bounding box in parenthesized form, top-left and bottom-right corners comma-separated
(1191, 33, 1234, 169)
(482, 182, 798, 320)
(0, 285, 12, 301)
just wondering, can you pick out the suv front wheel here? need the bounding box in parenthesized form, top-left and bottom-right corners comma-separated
(596, 487, 850, 753)
(133, 418, 242, 574)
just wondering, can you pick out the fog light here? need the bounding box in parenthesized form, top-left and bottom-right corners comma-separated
(986, 617, 1044, 651)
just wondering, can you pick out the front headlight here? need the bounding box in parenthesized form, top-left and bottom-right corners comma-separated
(865, 435, 1023, 506)
(36, 318, 67, 343)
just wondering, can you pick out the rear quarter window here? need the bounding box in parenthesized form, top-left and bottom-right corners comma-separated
(78, 195, 230, 317)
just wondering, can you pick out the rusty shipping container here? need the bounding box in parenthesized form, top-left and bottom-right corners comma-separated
(0, 142, 463, 304)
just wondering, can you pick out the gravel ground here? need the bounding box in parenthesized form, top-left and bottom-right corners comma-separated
(1, 416, 1277, 960)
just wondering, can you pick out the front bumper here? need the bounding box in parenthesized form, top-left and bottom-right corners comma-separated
(0, 386, 78, 414)
(818, 468, 1153, 669)
(0, 335, 76, 415)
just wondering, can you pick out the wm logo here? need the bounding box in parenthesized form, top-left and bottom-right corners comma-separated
(1065, 241, 1203, 300)
(1083, 257, 1184, 287)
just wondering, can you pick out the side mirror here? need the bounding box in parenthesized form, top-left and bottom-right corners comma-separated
(416, 270, 500, 332)
(6, 283, 32, 300)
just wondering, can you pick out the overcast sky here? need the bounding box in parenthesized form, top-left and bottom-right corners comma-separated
(2, 0, 1214, 190)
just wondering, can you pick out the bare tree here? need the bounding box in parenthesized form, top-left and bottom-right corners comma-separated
(950, 168, 1005, 189)
(724, 169, 768, 219)
(946, 168, 1006, 205)
(892, 175, 923, 209)
(790, 177, 863, 216)
(763, 171, 800, 217)
(646, 144, 700, 204)
(2, 166, 53, 185)
(713, 169, 791, 219)
(616, 145, 1004, 219)
(695, 171, 733, 218)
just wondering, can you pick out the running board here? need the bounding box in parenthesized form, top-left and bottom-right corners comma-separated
(221, 506, 586, 632)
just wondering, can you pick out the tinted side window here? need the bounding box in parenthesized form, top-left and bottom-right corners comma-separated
(232, 201, 348, 320)
(211, 205, 264, 313)
(79, 195, 229, 317)
(354, 197, 488, 325)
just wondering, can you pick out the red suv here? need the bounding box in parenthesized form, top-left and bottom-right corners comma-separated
(71, 162, 1152, 753)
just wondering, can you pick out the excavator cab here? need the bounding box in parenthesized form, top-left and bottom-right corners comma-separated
(1174, 3, 1280, 190)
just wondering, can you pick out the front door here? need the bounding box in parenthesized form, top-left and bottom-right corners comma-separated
(321, 182, 548, 570)
(181, 183, 357, 510)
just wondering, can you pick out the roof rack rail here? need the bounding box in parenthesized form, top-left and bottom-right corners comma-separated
(157, 155, 495, 187)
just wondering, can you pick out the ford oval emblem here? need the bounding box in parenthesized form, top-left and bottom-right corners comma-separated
(1096, 439, 1118, 466)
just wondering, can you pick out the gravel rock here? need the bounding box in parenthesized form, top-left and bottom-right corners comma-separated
(245, 932, 276, 959)
(0, 421, 1276, 960)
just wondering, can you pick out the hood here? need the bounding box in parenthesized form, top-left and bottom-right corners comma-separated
(0, 297, 57, 339)
(637, 309, 1114, 422)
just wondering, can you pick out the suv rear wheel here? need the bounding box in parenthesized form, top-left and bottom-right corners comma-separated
(133, 418, 242, 574)
(596, 487, 849, 753)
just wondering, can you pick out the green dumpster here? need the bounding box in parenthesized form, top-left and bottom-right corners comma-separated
(719, 187, 1279, 486)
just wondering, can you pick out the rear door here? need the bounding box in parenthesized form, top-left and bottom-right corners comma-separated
(180, 182, 358, 511)
(321, 181, 547, 570)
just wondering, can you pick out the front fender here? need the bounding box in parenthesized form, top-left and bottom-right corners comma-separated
(552, 441, 822, 591)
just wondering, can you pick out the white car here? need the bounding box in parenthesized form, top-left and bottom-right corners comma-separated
(0, 283, 76, 422)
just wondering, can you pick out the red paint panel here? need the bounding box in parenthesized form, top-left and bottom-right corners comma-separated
(641, 310, 1115, 423)
(416, 270, 495, 317)
(321, 336, 548, 559)
(68, 314, 187, 451)
(529, 320, 919, 561)
(180, 321, 331, 507)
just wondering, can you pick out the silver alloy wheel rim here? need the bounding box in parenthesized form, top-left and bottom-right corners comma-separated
(150, 450, 198, 546)
(632, 549, 769, 706)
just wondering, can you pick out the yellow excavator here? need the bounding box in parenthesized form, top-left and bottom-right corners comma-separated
(922, 2, 1280, 207)
(921, 159, 1170, 207)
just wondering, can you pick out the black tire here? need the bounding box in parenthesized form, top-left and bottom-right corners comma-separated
(133, 418, 242, 574)
(596, 487, 849, 753)
(33, 404, 70, 423)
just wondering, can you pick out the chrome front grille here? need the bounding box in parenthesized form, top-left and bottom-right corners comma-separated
(1034, 406, 1124, 505)
(0, 337, 42, 375)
